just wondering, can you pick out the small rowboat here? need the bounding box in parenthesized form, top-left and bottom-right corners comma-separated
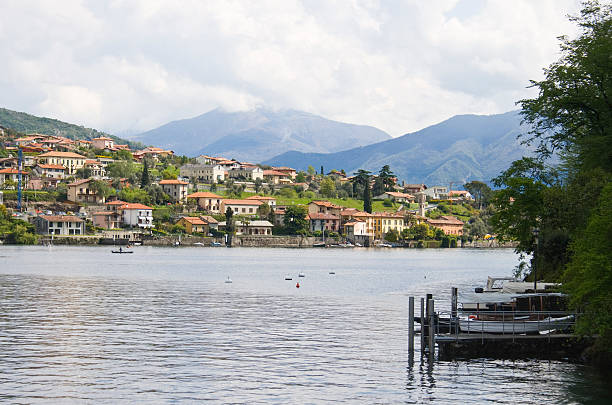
(111, 250, 133, 254)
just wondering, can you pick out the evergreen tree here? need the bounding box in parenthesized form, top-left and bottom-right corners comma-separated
(363, 181, 372, 213)
(140, 159, 150, 188)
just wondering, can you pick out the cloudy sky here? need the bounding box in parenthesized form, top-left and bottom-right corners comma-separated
(0, 0, 580, 137)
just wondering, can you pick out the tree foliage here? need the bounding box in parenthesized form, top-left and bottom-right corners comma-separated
(283, 205, 308, 235)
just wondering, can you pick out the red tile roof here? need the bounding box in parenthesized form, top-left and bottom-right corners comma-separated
(39, 151, 86, 159)
(105, 200, 127, 205)
(200, 215, 219, 224)
(121, 203, 153, 210)
(40, 215, 84, 222)
(180, 216, 206, 225)
(308, 212, 340, 220)
(263, 170, 288, 176)
(222, 199, 263, 206)
(67, 179, 91, 186)
(310, 200, 342, 209)
(0, 168, 28, 174)
(37, 164, 66, 170)
(246, 195, 276, 201)
(159, 179, 189, 185)
(186, 192, 223, 199)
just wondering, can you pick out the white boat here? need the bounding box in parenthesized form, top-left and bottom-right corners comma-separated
(284, 275, 293, 280)
(298, 272, 305, 278)
(224, 276, 232, 284)
(329, 271, 335, 275)
(459, 314, 574, 334)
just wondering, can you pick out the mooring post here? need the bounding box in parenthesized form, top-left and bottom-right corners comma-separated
(428, 298, 435, 358)
(420, 297, 425, 354)
(451, 287, 458, 335)
(408, 296, 414, 353)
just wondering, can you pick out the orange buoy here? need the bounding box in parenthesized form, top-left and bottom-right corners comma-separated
(296, 282, 300, 288)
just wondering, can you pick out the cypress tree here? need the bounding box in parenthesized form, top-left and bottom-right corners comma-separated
(364, 182, 372, 213)
(140, 159, 150, 188)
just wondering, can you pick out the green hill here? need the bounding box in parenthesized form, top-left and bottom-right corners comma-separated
(0, 108, 142, 149)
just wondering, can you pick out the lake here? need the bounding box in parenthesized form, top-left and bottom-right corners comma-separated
(0, 246, 610, 403)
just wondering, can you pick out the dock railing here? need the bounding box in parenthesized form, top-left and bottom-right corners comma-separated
(434, 309, 578, 342)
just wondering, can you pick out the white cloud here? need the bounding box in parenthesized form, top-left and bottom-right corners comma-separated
(0, 0, 581, 136)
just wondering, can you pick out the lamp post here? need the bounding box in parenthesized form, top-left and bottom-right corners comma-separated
(532, 227, 539, 292)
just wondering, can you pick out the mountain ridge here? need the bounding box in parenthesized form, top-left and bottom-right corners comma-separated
(264, 110, 531, 185)
(129, 107, 392, 161)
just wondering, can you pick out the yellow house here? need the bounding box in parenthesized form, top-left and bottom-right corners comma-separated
(370, 212, 407, 239)
(176, 217, 207, 234)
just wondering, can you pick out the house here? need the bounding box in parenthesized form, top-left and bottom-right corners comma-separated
(343, 219, 372, 245)
(404, 184, 427, 194)
(0, 168, 29, 189)
(220, 199, 263, 216)
(91, 136, 114, 150)
(120, 203, 154, 229)
(426, 215, 464, 235)
(272, 166, 297, 179)
(423, 186, 449, 200)
(159, 179, 189, 202)
(33, 215, 85, 236)
(176, 217, 208, 234)
(308, 200, 343, 217)
(186, 191, 224, 213)
(132, 147, 174, 161)
(272, 206, 286, 226)
(228, 166, 264, 181)
(230, 220, 274, 235)
(33, 164, 66, 179)
(200, 215, 219, 231)
(85, 160, 107, 179)
(92, 200, 126, 229)
(371, 212, 407, 239)
(180, 164, 225, 183)
(448, 190, 473, 201)
(307, 212, 341, 233)
(245, 195, 277, 208)
(263, 169, 292, 184)
(67, 179, 105, 204)
(38, 151, 86, 175)
(373, 191, 415, 203)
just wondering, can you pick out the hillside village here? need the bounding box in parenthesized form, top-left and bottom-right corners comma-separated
(0, 126, 491, 247)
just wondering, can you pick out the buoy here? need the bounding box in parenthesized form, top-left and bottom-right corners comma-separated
(296, 282, 300, 288)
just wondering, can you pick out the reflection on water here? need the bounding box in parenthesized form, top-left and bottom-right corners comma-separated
(0, 246, 610, 403)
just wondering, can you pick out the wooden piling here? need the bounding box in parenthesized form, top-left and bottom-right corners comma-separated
(408, 296, 414, 353)
(420, 297, 425, 354)
(428, 298, 435, 358)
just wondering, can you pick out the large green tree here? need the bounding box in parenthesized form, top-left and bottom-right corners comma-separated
(492, 1, 612, 353)
(283, 205, 308, 235)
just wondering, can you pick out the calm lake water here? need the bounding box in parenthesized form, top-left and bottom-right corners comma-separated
(0, 246, 610, 403)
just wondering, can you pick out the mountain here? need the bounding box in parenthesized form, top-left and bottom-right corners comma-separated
(264, 111, 531, 185)
(0, 108, 140, 148)
(129, 108, 391, 161)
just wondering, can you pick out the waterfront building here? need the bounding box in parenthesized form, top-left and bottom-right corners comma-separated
(307, 212, 340, 233)
(186, 191, 224, 213)
(220, 219, 274, 235)
(425, 215, 465, 236)
(176, 217, 208, 234)
(120, 203, 153, 229)
(33, 215, 85, 236)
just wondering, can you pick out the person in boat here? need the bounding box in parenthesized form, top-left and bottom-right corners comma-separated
(119, 247, 122, 252)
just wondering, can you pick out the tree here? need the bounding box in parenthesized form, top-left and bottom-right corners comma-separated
(76, 166, 93, 179)
(254, 178, 263, 193)
(225, 207, 234, 234)
(161, 165, 179, 180)
(518, 1, 612, 174)
(363, 181, 372, 213)
(141, 159, 150, 188)
(320, 176, 336, 198)
(283, 205, 308, 235)
(464, 180, 492, 209)
(372, 176, 385, 197)
(295, 171, 306, 183)
(378, 165, 395, 192)
(320, 166, 324, 175)
(89, 179, 115, 200)
(307, 165, 316, 177)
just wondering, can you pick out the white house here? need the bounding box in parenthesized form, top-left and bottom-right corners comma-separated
(180, 164, 225, 183)
(34, 215, 85, 236)
(159, 179, 189, 201)
(228, 166, 264, 181)
(186, 191, 224, 213)
(220, 199, 263, 215)
(38, 151, 86, 175)
(120, 203, 153, 229)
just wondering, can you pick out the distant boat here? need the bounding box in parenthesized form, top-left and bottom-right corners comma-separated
(285, 275, 293, 280)
(313, 242, 326, 248)
(193, 242, 204, 246)
(211, 241, 222, 247)
(329, 271, 336, 275)
(224, 276, 233, 284)
(112, 249, 133, 254)
(298, 272, 305, 278)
